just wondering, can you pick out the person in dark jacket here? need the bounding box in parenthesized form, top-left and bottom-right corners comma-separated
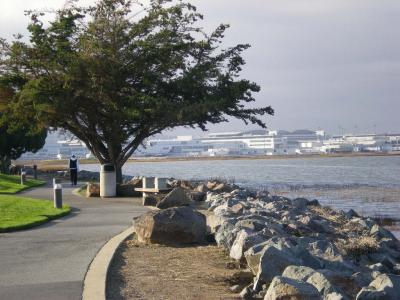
(69, 154, 79, 186)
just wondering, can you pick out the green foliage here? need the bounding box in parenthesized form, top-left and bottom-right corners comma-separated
(0, 173, 45, 194)
(0, 80, 47, 173)
(0, 194, 70, 232)
(0, 0, 273, 180)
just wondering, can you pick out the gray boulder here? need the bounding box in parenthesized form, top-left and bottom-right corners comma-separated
(213, 204, 234, 217)
(292, 247, 323, 270)
(282, 265, 315, 281)
(305, 240, 355, 272)
(206, 214, 226, 234)
(326, 292, 347, 300)
(213, 182, 232, 193)
(189, 191, 206, 202)
(245, 237, 295, 275)
(356, 287, 387, 300)
(264, 276, 321, 300)
(292, 197, 310, 209)
(215, 220, 238, 248)
(255, 245, 301, 285)
(116, 182, 142, 197)
(195, 183, 208, 193)
(370, 225, 396, 240)
(230, 229, 266, 261)
(369, 274, 400, 299)
(231, 203, 245, 215)
(133, 206, 206, 245)
(345, 209, 360, 219)
(235, 218, 266, 232)
(282, 265, 337, 296)
(156, 187, 191, 209)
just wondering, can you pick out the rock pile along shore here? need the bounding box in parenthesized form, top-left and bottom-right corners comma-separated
(134, 179, 400, 300)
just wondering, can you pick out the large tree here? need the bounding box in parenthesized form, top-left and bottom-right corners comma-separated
(0, 80, 47, 173)
(0, 0, 273, 182)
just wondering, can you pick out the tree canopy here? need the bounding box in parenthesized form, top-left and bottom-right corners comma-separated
(0, 0, 273, 181)
(0, 80, 47, 173)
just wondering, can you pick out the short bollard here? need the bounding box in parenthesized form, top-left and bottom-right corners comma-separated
(54, 184, 63, 209)
(33, 165, 38, 180)
(20, 171, 26, 185)
(53, 178, 61, 187)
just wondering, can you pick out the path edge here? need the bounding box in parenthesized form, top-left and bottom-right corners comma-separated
(82, 226, 134, 300)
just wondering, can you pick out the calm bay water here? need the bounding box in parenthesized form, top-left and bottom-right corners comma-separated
(82, 155, 400, 232)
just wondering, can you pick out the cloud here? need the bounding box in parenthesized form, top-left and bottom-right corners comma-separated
(1, 0, 399, 134)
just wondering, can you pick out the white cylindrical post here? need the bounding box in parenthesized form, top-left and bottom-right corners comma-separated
(100, 164, 116, 197)
(54, 183, 63, 209)
(20, 171, 26, 185)
(53, 178, 61, 187)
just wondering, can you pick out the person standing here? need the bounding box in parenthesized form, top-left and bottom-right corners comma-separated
(69, 154, 79, 186)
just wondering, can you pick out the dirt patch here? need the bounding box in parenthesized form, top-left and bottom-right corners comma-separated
(107, 235, 246, 300)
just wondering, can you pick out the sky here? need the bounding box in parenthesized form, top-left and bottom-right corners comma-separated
(0, 0, 399, 136)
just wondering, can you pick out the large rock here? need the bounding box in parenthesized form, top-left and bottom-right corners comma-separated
(326, 292, 347, 300)
(230, 229, 266, 261)
(255, 245, 301, 285)
(133, 206, 206, 245)
(156, 187, 191, 209)
(86, 182, 100, 197)
(195, 183, 208, 193)
(292, 198, 310, 210)
(215, 220, 238, 249)
(235, 218, 266, 232)
(282, 265, 337, 296)
(116, 182, 142, 197)
(245, 237, 295, 275)
(172, 179, 193, 190)
(264, 276, 321, 300)
(213, 182, 232, 193)
(282, 265, 316, 282)
(356, 287, 387, 300)
(368, 274, 400, 299)
(206, 214, 226, 234)
(231, 203, 245, 215)
(189, 191, 206, 202)
(370, 225, 396, 240)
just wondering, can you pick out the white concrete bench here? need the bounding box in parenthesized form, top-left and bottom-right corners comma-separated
(135, 177, 171, 199)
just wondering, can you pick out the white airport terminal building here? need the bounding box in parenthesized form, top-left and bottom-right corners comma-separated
(135, 130, 400, 157)
(20, 129, 400, 160)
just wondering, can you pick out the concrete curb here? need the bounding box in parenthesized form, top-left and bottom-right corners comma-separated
(82, 226, 134, 300)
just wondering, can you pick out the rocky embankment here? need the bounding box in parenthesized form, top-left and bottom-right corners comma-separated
(134, 180, 400, 300)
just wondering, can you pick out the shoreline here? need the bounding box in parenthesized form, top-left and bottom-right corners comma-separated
(18, 151, 400, 166)
(126, 179, 400, 299)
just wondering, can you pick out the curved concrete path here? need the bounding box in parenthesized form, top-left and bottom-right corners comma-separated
(0, 182, 148, 300)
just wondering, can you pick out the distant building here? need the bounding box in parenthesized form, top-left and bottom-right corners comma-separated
(322, 134, 400, 153)
(19, 132, 91, 160)
(18, 129, 400, 160)
(136, 129, 327, 157)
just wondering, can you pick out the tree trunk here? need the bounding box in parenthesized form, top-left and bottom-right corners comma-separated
(115, 164, 123, 184)
(0, 156, 11, 174)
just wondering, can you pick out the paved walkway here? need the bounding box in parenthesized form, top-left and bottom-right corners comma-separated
(0, 182, 148, 300)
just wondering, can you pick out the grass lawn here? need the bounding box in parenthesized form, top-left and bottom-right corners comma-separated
(0, 173, 45, 194)
(0, 195, 70, 232)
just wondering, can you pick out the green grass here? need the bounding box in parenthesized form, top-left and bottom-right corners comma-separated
(0, 194, 70, 232)
(0, 173, 45, 194)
